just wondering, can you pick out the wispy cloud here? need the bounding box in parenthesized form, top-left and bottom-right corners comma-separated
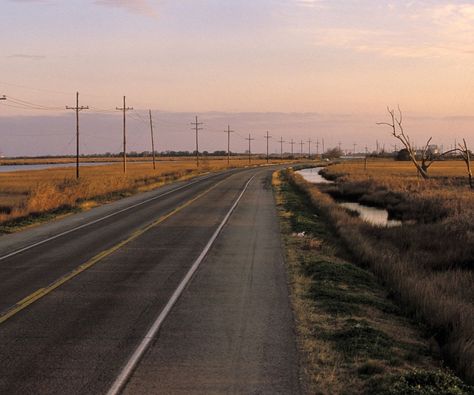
(301, 2, 474, 59)
(8, 54, 46, 60)
(294, 0, 325, 8)
(93, 0, 157, 16)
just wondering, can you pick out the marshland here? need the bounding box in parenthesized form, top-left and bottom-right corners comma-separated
(281, 158, 473, 392)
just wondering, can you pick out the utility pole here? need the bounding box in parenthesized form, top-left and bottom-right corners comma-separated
(322, 138, 325, 156)
(191, 116, 203, 167)
(66, 92, 89, 179)
(149, 110, 156, 170)
(353, 143, 357, 155)
(300, 140, 304, 158)
(307, 138, 312, 158)
(116, 96, 133, 174)
(338, 141, 342, 152)
(225, 125, 234, 167)
(246, 133, 255, 165)
(264, 131, 272, 163)
(279, 137, 285, 160)
(290, 139, 295, 158)
(316, 139, 320, 156)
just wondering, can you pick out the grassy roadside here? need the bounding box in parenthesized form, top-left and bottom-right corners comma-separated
(272, 169, 473, 395)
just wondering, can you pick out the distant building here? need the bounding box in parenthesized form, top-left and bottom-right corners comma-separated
(427, 144, 439, 156)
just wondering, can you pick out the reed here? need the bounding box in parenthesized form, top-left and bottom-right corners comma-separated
(287, 161, 474, 383)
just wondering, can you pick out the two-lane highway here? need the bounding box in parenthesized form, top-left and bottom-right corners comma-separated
(0, 167, 300, 394)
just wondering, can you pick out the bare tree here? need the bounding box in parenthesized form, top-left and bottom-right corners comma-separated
(458, 139, 473, 189)
(377, 106, 432, 179)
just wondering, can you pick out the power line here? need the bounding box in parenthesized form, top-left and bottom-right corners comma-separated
(225, 125, 234, 166)
(245, 133, 255, 164)
(66, 92, 89, 179)
(279, 137, 285, 159)
(116, 96, 133, 174)
(149, 110, 157, 170)
(264, 131, 272, 163)
(7, 96, 63, 111)
(190, 116, 203, 167)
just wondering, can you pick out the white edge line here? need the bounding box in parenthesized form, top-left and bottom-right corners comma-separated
(106, 174, 255, 395)
(0, 171, 233, 262)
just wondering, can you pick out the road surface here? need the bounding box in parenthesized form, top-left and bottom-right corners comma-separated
(0, 167, 300, 394)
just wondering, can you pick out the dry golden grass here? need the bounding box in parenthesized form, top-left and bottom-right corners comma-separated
(288, 162, 474, 385)
(334, 158, 469, 178)
(0, 155, 254, 165)
(273, 170, 458, 394)
(0, 157, 283, 227)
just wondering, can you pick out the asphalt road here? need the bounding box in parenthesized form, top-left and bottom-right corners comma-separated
(0, 166, 300, 394)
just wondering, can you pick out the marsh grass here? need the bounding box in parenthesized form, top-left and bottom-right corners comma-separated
(286, 162, 474, 385)
(272, 170, 472, 394)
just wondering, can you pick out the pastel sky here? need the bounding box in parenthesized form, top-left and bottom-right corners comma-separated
(0, 0, 473, 155)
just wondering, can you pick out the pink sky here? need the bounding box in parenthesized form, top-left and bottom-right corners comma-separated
(0, 0, 472, 155)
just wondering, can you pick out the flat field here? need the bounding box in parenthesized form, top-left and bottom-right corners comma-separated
(334, 158, 469, 178)
(0, 157, 284, 229)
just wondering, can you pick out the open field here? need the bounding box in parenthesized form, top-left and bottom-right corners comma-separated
(0, 155, 266, 166)
(0, 157, 289, 232)
(334, 158, 470, 178)
(273, 169, 472, 394)
(290, 159, 474, 385)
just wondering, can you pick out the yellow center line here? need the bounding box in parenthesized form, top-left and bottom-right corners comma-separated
(0, 177, 227, 325)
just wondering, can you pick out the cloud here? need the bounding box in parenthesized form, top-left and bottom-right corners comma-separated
(287, 1, 473, 59)
(8, 54, 46, 60)
(294, 0, 325, 8)
(93, 0, 157, 16)
(301, 2, 474, 59)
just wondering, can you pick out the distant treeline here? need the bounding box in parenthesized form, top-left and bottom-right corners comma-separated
(6, 150, 241, 159)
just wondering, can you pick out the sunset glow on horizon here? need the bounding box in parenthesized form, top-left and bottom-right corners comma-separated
(0, 0, 473, 155)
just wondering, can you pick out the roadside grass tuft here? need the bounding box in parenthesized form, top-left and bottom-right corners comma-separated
(366, 369, 474, 395)
(330, 319, 394, 360)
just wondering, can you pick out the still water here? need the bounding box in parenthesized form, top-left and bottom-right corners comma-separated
(297, 166, 402, 228)
(296, 167, 333, 184)
(339, 202, 402, 228)
(0, 162, 115, 173)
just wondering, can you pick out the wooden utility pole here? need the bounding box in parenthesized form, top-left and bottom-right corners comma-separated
(191, 116, 203, 167)
(116, 96, 133, 174)
(322, 138, 325, 156)
(279, 137, 285, 160)
(353, 143, 357, 155)
(225, 125, 234, 166)
(66, 92, 89, 179)
(300, 140, 304, 158)
(264, 131, 272, 163)
(307, 138, 312, 158)
(149, 110, 156, 170)
(246, 134, 255, 164)
(290, 139, 295, 158)
(316, 139, 320, 156)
